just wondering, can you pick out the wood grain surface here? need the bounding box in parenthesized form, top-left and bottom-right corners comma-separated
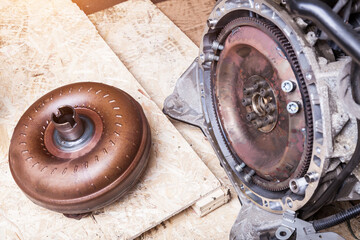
(88, 0, 241, 239)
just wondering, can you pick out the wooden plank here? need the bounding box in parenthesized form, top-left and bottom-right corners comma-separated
(140, 197, 241, 239)
(0, 0, 220, 239)
(72, 0, 128, 14)
(89, 0, 232, 215)
(88, 0, 231, 189)
(192, 187, 231, 217)
(88, 1, 241, 238)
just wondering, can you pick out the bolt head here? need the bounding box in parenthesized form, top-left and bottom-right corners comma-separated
(355, 183, 360, 195)
(287, 102, 300, 114)
(281, 80, 295, 93)
(199, 54, 205, 63)
(305, 72, 312, 81)
(207, 19, 218, 29)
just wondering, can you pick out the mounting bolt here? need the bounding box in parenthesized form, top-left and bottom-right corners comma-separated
(259, 88, 271, 97)
(287, 102, 300, 114)
(212, 41, 224, 51)
(265, 103, 276, 114)
(244, 170, 256, 182)
(243, 87, 255, 95)
(253, 119, 265, 128)
(289, 177, 308, 195)
(235, 163, 246, 172)
(264, 115, 276, 125)
(355, 183, 360, 195)
(305, 72, 313, 81)
(199, 53, 205, 63)
(207, 19, 218, 29)
(246, 112, 258, 121)
(281, 80, 295, 93)
(204, 53, 220, 62)
(304, 172, 319, 183)
(254, 80, 267, 89)
(242, 98, 252, 107)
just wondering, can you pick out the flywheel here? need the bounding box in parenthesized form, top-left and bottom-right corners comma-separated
(213, 17, 313, 191)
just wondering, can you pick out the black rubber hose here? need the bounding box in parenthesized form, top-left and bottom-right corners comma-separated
(287, 0, 360, 65)
(313, 203, 360, 231)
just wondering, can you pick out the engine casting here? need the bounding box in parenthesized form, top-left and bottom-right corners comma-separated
(164, 0, 360, 239)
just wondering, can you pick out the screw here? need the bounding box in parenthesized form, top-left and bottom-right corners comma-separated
(254, 80, 267, 89)
(287, 102, 300, 114)
(355, 183, 360, 195)
(212, 41, 224, 51)
(235, 163, 246, 172)
(243, 87, 255, 95)
(207, 19, 218, 29)
(246, 112, 258, 121)
(245, 170, 255, 182)
(259, 88, 271, 97)
(264, 115, 275, 125)
(305, 72, 312, 81)
(242, 98, 252, 106)
(199, 53, 205, 63)
(265, 103, 276, 113)
(304, 172, 319, 183)
(281, 80, 295, 93)
(204, 53, 220, 62)
(253, 119, 265, 128)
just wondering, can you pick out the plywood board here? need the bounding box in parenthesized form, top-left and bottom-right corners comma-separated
(88, 1, 240, 238)
(140, 197, 241, 239)
(88, 0, 232, 188)
(0, 0, 220, 239)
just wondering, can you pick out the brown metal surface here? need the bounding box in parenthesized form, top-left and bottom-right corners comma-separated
(52, 106, 85, 141)
(214, 17, 312, 191)
(9, 82, 151, 214)
(44, 107, 103, 159)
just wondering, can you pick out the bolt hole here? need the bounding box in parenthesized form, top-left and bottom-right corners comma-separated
(280, 231, 287, 237)
(287, 199, 293, 208)
(290, 180, 298, 190)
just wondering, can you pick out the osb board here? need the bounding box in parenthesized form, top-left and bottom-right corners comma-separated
(0, 0, 220, 239)
(154, 0, 215, 46)
(88, 0, 231, 187)
(140, 197, 241, 240)
(89, 1, 240, 239)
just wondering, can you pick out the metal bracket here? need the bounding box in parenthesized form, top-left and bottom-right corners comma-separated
(163, 58, 207, 131)
(275, 210, 345, 240)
